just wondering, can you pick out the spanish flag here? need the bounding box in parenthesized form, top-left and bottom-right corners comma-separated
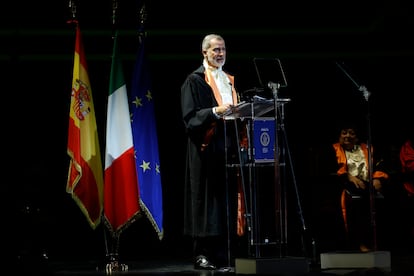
(67, 23, 104, 229)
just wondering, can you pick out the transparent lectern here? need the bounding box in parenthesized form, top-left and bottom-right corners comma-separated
(224, 59, 310, 275)
(223, 96, 279, 259)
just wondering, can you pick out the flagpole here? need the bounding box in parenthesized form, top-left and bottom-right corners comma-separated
(104, 1, 128, 272)
(130, 2, 164, 238)
(104, 0, 146, 271)
(67, 1, 111, 271)
(102, 221, 110, 266)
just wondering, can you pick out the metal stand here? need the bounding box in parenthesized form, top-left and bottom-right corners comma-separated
(105, 253, 128, 274)
(103, 229, 128, 274)
(318, 62, 392, 272)
(268, 82, 308, 258)
(336, 62, 377, 250)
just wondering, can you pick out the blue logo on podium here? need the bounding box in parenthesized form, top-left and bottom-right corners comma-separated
(253, 118, 275, 162)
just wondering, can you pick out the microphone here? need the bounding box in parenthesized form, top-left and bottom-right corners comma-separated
(268, 81, 280, 91)
(359, 85, 370, 101)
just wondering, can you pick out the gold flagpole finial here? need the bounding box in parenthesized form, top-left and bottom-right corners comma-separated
(138, 3, 147, 42)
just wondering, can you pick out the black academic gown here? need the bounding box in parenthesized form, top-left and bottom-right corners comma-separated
(181, 66, 235, 238)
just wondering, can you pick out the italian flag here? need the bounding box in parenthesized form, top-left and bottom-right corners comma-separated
(104, 31, 140, 235)
(67, 23, 104, 229)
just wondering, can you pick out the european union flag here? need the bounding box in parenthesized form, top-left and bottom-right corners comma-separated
(129, 35, 163, 239)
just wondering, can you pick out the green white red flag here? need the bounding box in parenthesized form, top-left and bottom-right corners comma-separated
(104, 30, 140, 235)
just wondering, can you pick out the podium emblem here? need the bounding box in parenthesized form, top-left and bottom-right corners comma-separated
(253, 118, 275, 162)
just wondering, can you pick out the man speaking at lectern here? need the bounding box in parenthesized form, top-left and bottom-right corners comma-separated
(180, 34, 245, 270)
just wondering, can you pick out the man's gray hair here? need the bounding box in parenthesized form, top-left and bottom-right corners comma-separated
(201, 34, 224, 52)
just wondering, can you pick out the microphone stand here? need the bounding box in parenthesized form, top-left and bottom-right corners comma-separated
(268, 82, 308, 258)
(268, 81, 284, 257)
(335, 62, 377, 251)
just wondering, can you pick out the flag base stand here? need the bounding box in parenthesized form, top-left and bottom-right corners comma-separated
(235, 256, 310, 275)
(105, 254, 128, 274)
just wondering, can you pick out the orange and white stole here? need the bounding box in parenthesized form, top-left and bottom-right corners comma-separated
(205, 67, 246, 236)
(204, 68, 238, 105)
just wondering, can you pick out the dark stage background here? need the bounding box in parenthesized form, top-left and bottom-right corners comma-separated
(4, 0, 413, 265)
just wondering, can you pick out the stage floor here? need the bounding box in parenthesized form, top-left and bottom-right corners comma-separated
(15, 252, 414, 275)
